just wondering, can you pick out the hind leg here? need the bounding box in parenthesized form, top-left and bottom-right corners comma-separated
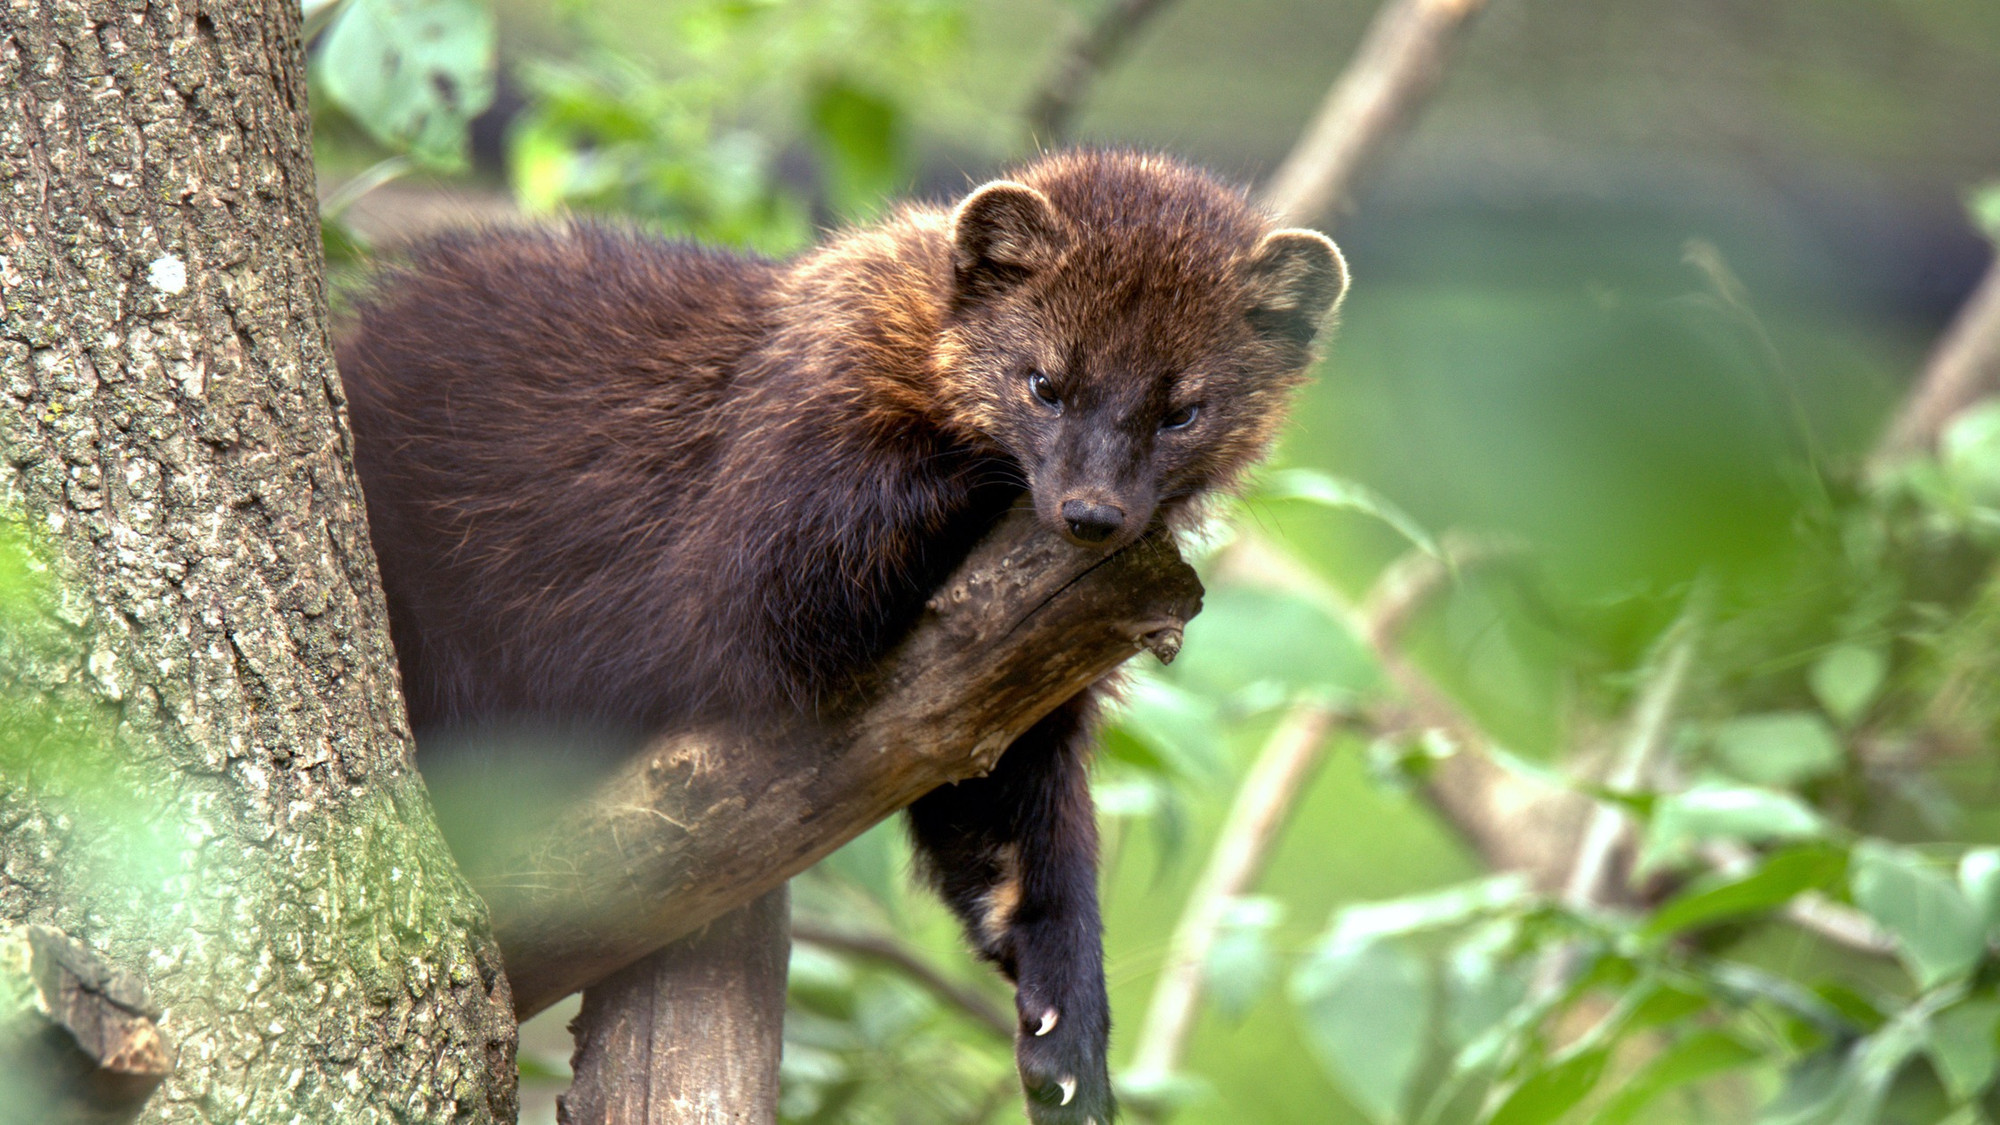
(906, 692, 1114, 1124)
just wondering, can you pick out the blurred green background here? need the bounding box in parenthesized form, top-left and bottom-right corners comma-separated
(300, 0, 2000, 1121)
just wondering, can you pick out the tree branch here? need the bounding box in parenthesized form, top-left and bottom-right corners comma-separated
(1561, 609, 1701, 910)
(1024, 0, 1180, 143)
(1869, 248, 2000, 473)
(1125, 701, 1347, 1088)
(483, 510, 1204, 1017)
(1257, 0, 1489, 227)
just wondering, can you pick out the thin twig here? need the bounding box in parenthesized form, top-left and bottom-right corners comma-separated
(1561, 610, 1702, 910)
(1024, 0, 1180, 143)
(1701, 843, 1897, 956)
(1125, 702, 1349, 1086)
(1869, 250, 2000, 473)
(790, 921, 1016, 1040)
(1520, 608, 1701, 1004)
(1257, 0, 1489, 227)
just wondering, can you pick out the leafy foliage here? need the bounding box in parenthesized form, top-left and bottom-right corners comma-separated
(302, 4, 2000, 1123)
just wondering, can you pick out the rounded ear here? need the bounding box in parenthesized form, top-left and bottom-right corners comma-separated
(1244, 228, 1350, 347)
(950, 181, 1070, 297)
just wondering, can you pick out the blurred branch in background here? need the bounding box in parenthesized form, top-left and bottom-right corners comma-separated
(1559, 603, 1702, 912)
(1871, 251, 2000, 473)
(791, 921, 1015, 1039)
(1126, 701, 1351, 1096)
(1258, 0, 1489, 227)
(1025, 0, 1179, 143)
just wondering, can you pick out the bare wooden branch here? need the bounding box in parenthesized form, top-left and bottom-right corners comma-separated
(790, 921, 1014, 1039)
(1870, 250, 2000, 472)
(557, 888, 791, 1125)
(1561, 613, 1701, 910)
(485, 510, 1203, 1017)
(1257, 0, 1489, 227)
(1126, 701, 1346, 1087)
(0, 924, 173, 1121)
(1024, 0, 1179, 143)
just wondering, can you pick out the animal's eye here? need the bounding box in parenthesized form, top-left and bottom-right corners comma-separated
(1029, 371, 1063, 412)
(1161, 403, 1200, 431)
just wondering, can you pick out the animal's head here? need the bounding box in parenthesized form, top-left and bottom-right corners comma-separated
(935, 151, 1348, 551)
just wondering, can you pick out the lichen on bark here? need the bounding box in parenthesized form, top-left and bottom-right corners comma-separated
(0, 2, 516, 1120)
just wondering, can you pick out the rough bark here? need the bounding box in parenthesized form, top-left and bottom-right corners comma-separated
(0, 2, 515, 1121)
(487, 514, 1203, 1017)
(557, 889, 791, 1125)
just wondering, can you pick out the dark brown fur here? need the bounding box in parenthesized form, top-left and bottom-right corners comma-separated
(338, 150, 1346, 1123)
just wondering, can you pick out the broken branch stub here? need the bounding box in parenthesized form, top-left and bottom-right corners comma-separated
(486, 510, 1203, 1017)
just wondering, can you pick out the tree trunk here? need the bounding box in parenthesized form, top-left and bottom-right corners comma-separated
(0, 3, 516, 1122)
(558, 889, 791, 1125)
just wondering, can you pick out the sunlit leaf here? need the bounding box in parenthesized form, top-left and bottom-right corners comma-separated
(1595, 1029, 1761, 1125)
(1327, 874, 1532, 947)
(1169, 585, 1378, 702)
(1808, 646, 1887, 728)
(1442, 921, 1528, 1049)
(1205, 896, 1285, 1020)
(317, 0, 496, 168)
(1851, 843, 1985, 988)
(1102, 672, 1226, 782)
(1927, 998, 2000, 1102)
(1253, 468, 1442, 560)
(1960, 847, 2000, 939)
(1292, 937, 1429, 1124)
(1639, 785, 1828, 873)
(1942, 401, 2000, 508)
(1710, 712, 1845, 786)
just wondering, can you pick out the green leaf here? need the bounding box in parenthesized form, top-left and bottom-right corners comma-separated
(1942, 401, 2000, 508)
(1808, 646, 1888, 728)
(1292, 937, 1430, 1124)
(1927, 998, 2000, 1102)
(1759, 1008, 1932, 1125)
(1255, 468, 1442, 560)
(1170, 585, 1379, 703)
(1758, 1047, 1852, 1125)
(1640, 784, 1828, 873)
(807, 75, 905, 218)
(1643, 845, 1847, 938)
(1710, 711, 1845, 786)
(1487, 1046, 1611, 1125)
(1851, 842, 1986, 988)
(1327, 875, 1533, 947)
(1102, 673, 1226, 781)
(1596, 1029, 1761, 1125)
(1442, 921, 1528, 1049)
(1959, 847, 2000, 939)
(318, 0, 496, 168)
(1205, 896, 1285, 1020)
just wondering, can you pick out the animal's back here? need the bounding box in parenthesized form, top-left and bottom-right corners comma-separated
(338, 226, 779, 733)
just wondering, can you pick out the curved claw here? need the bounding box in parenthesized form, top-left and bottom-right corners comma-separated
(1058, 1077, 1077, 1107)
(1036, 1008, 1058, 1036)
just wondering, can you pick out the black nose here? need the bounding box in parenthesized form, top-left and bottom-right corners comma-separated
(1061, 499, 1125, 544)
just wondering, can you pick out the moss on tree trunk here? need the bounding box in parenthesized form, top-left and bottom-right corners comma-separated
(0, 2, 517, 1120)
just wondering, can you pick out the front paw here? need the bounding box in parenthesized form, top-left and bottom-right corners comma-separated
(1015, 995, 1115, 1123)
